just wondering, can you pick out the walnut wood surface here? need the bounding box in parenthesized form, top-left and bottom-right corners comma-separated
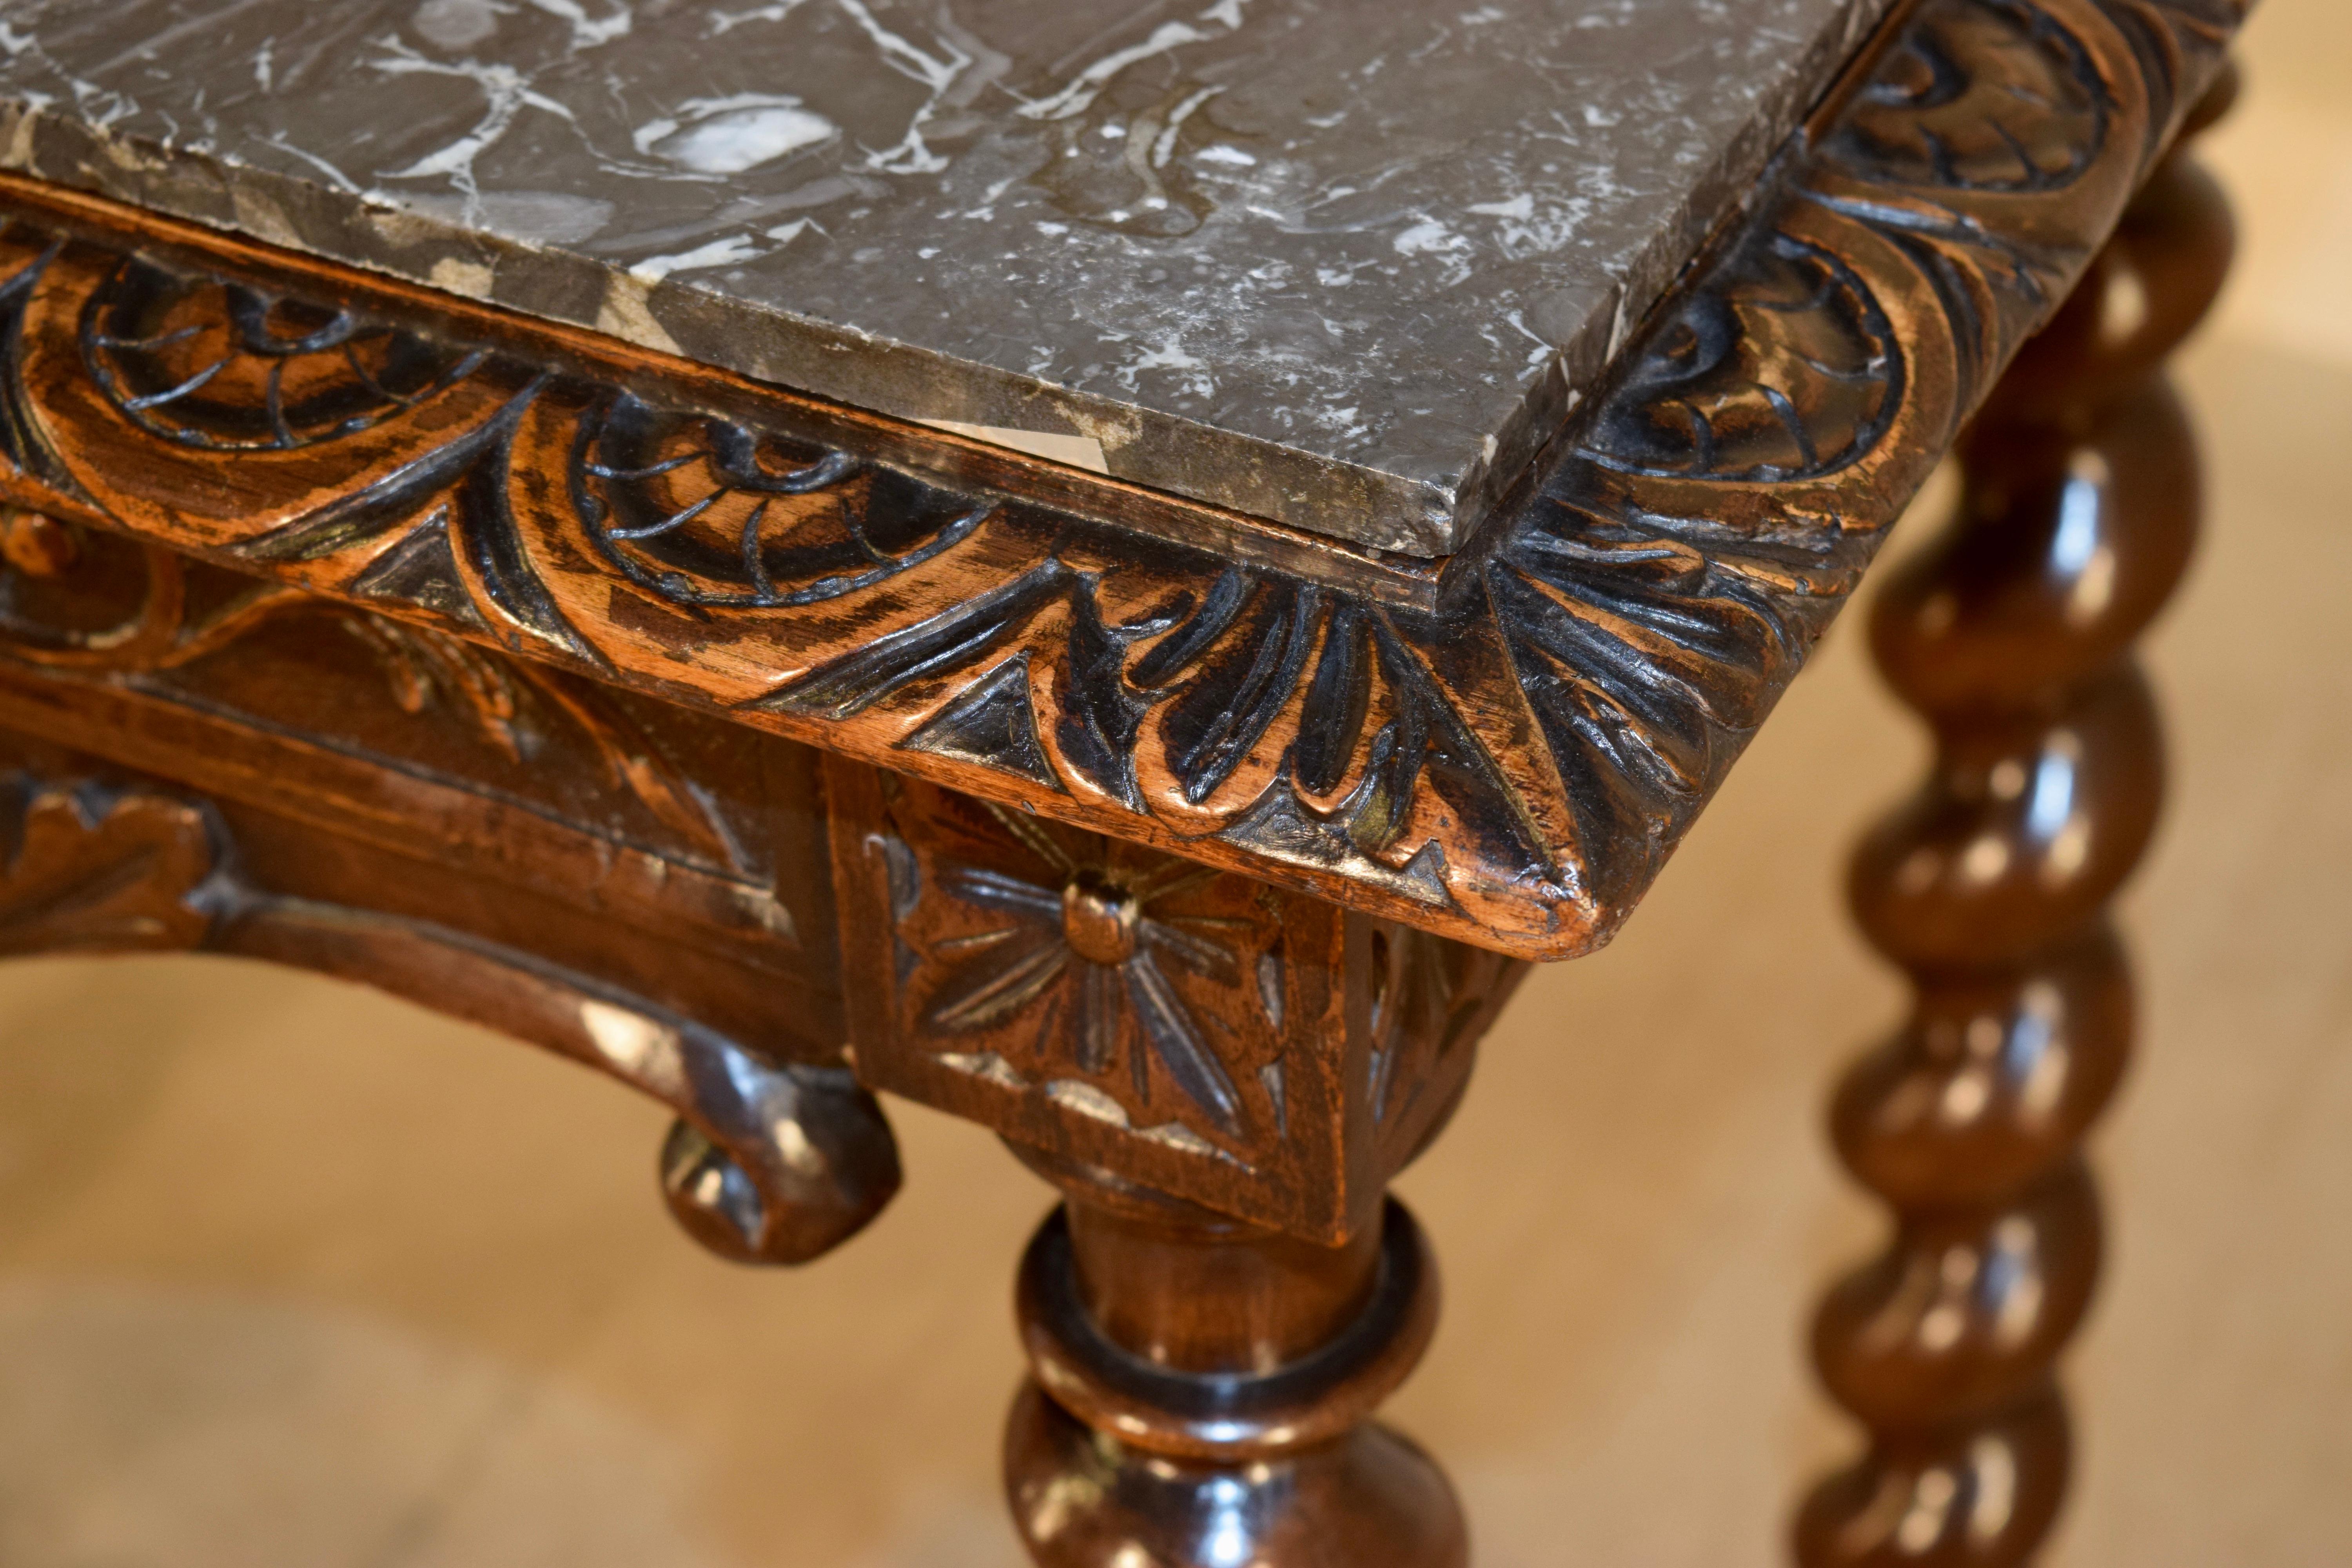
(0, 4, 2256, 1564)
(1007, 1171, 1463, 1568)
(0, 524, 841, 1036)
(0, 521, 901, 1267)
(828, 764, 1523, 1241)
(1795, 71, 2237, 1566)
(0, 750, 902, 1268)
(0, 0, 2247, 961)
(821, 767, 1521, 1552)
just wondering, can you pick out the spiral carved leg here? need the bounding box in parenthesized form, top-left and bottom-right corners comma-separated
(1794, 79, 2238, 1568)
(1004, 1158, 1463, 1568)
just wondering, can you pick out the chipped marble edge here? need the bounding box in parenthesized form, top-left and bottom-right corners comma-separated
(1448, 0, 1906, 541)
(0, 100, 1466, 553)
(0, 0, 1899, 562)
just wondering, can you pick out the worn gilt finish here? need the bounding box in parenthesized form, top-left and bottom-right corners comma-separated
(0, 0, 2246, 964)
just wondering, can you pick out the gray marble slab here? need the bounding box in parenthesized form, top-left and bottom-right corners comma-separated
(0, 0, 1892, 554)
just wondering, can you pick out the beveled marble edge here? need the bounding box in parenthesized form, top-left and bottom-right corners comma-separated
(0, 101, 1454, 551)
(0, 0, 2242, 960)
(0, 0, 1900, 559)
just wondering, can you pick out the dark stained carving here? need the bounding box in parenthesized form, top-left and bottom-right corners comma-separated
(896, 652, 1061, 787)
(1825, 0, 2111, 195)
(0, 8, 2256, 1564)
(574, 391, 995, 613)
(0, 528, 750, 875)
(0, 774, 216, 954)
(839, 770, 1301, 1179)
(0, 750, 898, 1268)
(0, 496, 894, 1263)
(0, 0, 2243, 962)
(1362, 919, 1521, 1169)
(1575, 228, 1901, 483)
(0, 521, 847, 1045)
(889, 785, 1276, 1147)
(827, 763, 1524, 1242)
(332, 611, 749, 873)
(83, 254, 488, 452)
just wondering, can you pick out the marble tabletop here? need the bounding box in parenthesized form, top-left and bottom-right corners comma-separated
(0, 0, 1892, 554)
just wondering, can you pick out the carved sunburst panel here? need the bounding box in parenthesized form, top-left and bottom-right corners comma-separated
(829, 764, 1532, 1240)
(865, 775, 1296, 1170)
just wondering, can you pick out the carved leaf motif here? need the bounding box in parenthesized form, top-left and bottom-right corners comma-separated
(0, 533, 748, 875)
(83, 256, 487, 451)
(1826, 0, 2109, 193)
(233, 374, 601, 664)
(1361, 919, 1526, 1163)
(48, 234, 1853, 940)
(1575, 229, 1902, 483)
(2095, 0, 2243, 142)
(0, 759, 888, 1269)
(336, 613, 530, 760)
(0, 778, 216, 954)
(16, 229, 1912, 947)
(263, 607, 750, 873)
(0, 0, 2230, 958)
(573, 392, 994, 611)
(1485, 499, 1858, 904)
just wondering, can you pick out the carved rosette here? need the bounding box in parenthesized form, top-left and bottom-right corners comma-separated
(828, 762, 1523, 1241)
(0, 0, 2248, 962)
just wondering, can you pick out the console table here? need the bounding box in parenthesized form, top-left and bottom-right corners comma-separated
(0, 0, 2249, 1561)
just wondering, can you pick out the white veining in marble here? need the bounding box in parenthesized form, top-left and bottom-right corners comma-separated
(0, 0, 1893, 551)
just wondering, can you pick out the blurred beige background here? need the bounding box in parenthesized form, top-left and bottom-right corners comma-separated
(1, 4, 2346, 1564)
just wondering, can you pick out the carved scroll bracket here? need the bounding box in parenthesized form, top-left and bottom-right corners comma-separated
(0, 760, 899, 1267)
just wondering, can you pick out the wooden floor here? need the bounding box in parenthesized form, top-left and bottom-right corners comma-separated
(0, 7, 2344, 1563)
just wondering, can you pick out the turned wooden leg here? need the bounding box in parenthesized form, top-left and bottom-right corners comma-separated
(1004, 1154, 1461, 1567)
(822, 763, 1524, 1568)
(1795, 75, 2239, 1566)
